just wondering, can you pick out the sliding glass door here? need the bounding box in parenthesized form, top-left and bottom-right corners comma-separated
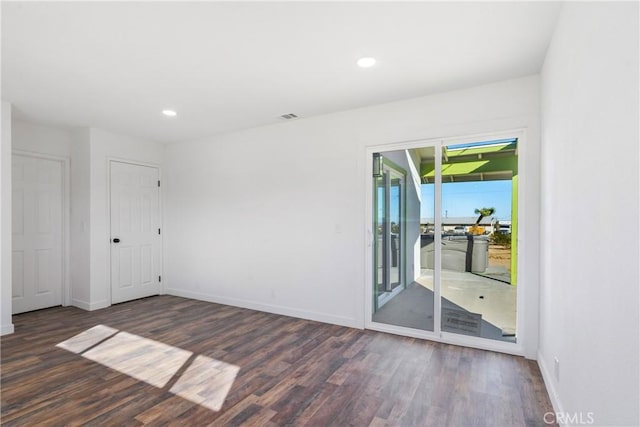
(370, 137, 519, 345)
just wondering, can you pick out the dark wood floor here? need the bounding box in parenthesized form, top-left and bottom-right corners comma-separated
(1, 296, 555, 426)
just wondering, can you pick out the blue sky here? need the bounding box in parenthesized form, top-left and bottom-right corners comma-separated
(421, 180, 512, 220)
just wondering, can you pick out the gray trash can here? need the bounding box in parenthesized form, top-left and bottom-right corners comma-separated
(471, 238, 489, 273)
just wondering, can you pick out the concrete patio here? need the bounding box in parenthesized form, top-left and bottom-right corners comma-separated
(372, 268, 516, 342)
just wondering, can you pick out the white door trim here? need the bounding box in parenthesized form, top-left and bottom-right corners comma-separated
(107, 157, 164, 304)
(364, 128, 528, 357)
(12, 149, 71, 307)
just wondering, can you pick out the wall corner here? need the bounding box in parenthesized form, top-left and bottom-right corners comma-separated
(1, 101, 14, 335)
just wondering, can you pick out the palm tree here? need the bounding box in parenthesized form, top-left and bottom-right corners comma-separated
(474, 207, 495, 225)
(468, 207, 495, 235)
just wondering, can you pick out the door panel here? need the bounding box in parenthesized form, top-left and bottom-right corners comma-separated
(371, 149, 435, 332)
(12, 155, 63, 314)
(388, 176, 402, 288)
(439, 140, 518, 343)
(12, 251, 24, 298)
(373, 159, 406, 311)
(374, 172, 387, 301)
(110, 161, 161, 303)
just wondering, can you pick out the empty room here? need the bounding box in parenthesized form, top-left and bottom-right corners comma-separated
(1, 2, 638, 426)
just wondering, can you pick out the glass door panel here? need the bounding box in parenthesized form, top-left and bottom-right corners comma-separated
(439, 139, 518, 342)
(374, 165, 403, 308)
(388, 173, 402, 290)
(374, 172, 387, 303)
(371, 149, 434, 332)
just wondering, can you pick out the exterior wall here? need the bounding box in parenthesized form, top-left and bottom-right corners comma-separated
(381, 150, 422, 282)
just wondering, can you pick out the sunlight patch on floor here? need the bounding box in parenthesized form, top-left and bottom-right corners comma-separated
(56, 324, 119, 354)
(83, 331, 192, 388)
(170, 355, 240, 411)
(57, 326, 240, 412)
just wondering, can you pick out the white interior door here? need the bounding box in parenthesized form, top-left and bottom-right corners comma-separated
(110, 161, 161, 304)
(12, 155, 63, 314)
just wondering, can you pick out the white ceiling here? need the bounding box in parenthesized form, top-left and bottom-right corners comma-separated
(2, 2, 561, 144)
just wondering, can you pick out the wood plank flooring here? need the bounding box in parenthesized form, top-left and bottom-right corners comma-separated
(1, 296, 555, 426)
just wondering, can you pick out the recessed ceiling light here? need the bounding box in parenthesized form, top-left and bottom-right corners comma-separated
(357, 57, 376, 68)
(162, 109, 177, 117)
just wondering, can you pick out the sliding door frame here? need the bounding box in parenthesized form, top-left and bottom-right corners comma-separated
(364, 129, 527, 356)
(373, 158, 407, 311)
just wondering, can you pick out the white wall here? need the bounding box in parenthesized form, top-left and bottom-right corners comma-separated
(1, 118, 74, 330)
(540, 3, 639, 426)
(87, 128, 164, 308)
(165, 75, 541, 357)
(0, 118, 169, 325)
(5, 121, 112, 312)
(12, 120, 71, 157)
(11, 120, 73, 310)
(1, 102, 14, 335)
(6, 122, 164, 311)
(70, 128, 91, 308)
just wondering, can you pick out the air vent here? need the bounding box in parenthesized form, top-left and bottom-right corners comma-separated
(279, 113, 298, 120)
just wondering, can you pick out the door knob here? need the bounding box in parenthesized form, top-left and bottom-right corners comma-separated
(113, 238, 120, 243)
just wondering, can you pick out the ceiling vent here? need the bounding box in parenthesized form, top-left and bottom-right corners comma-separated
(279, 113, 298, 120)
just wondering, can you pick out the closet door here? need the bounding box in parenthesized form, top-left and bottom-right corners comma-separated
(12, 154, 63, 314)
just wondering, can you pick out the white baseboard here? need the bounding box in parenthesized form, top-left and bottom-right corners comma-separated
(165, 288, 358, 329)
(1, 323, 14, 336)
(71, 298, 110, 311)
(537, 350, 565, 425)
